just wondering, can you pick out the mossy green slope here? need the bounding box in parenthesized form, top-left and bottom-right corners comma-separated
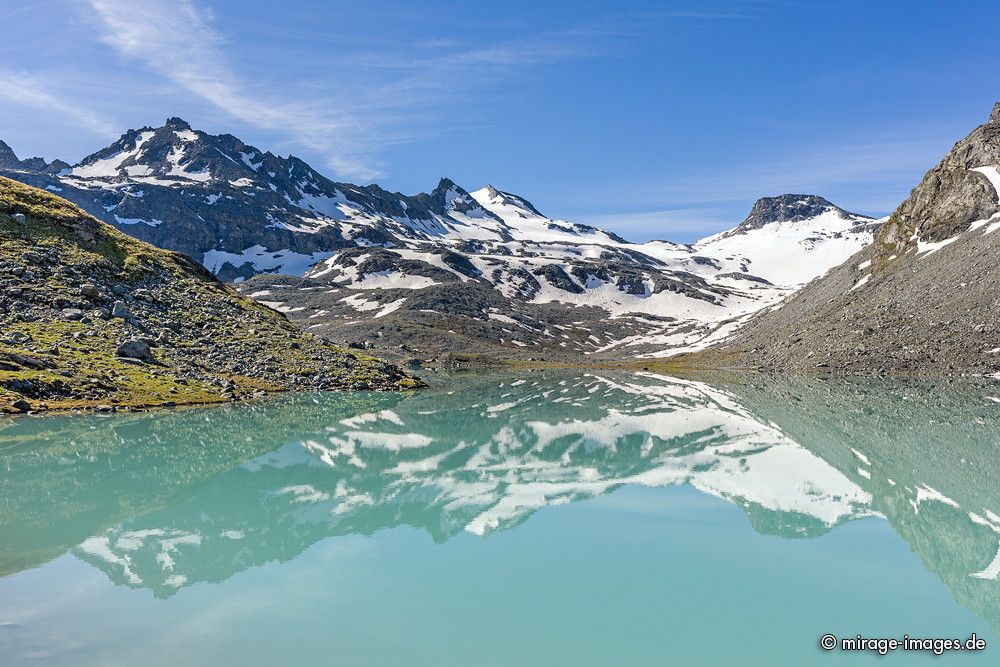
(0, 176, 421, 413)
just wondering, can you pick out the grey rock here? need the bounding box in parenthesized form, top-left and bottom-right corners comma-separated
(735, 195, 856, 232)
(111, 300, 130, 318)
(115, 338, 155, 362)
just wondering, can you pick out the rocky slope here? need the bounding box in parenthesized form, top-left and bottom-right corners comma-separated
(0, 177, 419, 414)
(0, 122, 877, 363)
(688, 103, 1000, 374)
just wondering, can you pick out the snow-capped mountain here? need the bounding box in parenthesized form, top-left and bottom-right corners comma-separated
(696, 102, 1000, 373)
(0, 119, 629, 280)
(248, 192, 876, 360)
(0, 120, 878, 359)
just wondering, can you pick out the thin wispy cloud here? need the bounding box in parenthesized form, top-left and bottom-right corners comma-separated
(81, 0, 638, 181)
(653, 136, 949, 211)
(572, 127, 957, 243)
(0, 69, 119, 138)
(87, 0, 378, 179)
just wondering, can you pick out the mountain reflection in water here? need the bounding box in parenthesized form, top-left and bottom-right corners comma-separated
(1, 371, 998, 633)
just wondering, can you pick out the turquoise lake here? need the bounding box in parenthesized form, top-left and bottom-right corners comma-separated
(1, 371, 998, 665)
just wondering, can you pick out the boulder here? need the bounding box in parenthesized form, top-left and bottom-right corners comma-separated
(115, 338, 155, 362)
(111, 300, 130, 319)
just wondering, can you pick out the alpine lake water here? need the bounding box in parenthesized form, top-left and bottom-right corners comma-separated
(1, 370, 998, 666)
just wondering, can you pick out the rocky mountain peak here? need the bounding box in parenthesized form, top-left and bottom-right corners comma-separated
(472, 184, 544, 218)
(164, 116, 192, 130)
(0, 140, 20, 168)
(67, 118, 263, 185)
(0, 141, 57, 173)
(432, 177, 458, 195)
(875, 101, 1000, 259)
(425, 178, 485, 215)
(737, 194, 853, 232)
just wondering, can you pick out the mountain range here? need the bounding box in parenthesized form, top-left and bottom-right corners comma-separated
(0, 120, 880, 362)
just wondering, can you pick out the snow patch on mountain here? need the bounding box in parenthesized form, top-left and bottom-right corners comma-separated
(203, 246, 335, 279)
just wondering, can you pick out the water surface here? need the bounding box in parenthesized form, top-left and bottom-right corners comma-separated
(1, 372, 998, 665)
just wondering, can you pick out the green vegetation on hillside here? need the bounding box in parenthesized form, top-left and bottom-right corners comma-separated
(0, 177, 420, 413)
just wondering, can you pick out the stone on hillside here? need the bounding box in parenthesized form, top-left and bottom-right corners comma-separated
(115, 338, 155, 362)
(61, 308, 84, 320)
(80, 284, 100, 299)
(11, 213, 25, 225)
(6, 352, 55, 370)
(10, 399, 31, 412)
(111, 300, 130, 319)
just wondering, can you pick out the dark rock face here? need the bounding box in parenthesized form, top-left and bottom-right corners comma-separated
(533, 264, 583, 294)
(735, 194, 857, 233)
(0, 141, 66, 174)
(875, 103, 1000, 259)
(0, 141, 21, 169)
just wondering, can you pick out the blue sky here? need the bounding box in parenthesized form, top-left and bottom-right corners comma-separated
(1, 0, 998, 242)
